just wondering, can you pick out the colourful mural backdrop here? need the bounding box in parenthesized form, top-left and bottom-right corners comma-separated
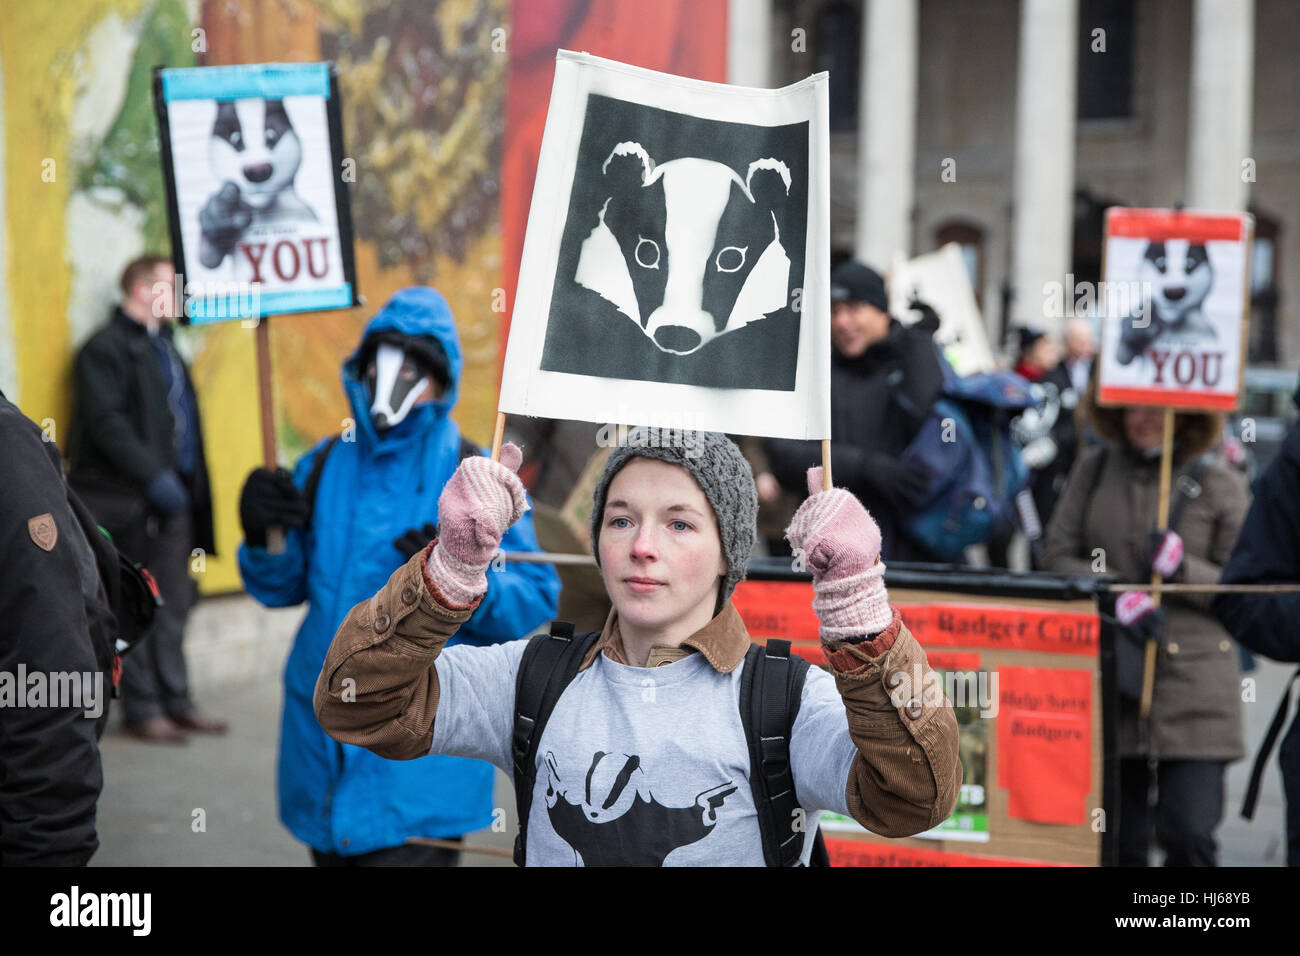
(0, 0, 724, 594)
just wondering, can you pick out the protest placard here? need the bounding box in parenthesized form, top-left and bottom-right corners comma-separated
(498, 51, 831, 442)
(1097, 207, 1253, 411)
(154, 62, 359, 323)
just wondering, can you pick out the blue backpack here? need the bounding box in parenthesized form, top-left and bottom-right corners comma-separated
(897, 359, 1038, 562)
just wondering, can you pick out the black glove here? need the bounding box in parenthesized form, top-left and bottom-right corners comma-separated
(240, 467, 308, 548)
(867, 454, 932, 509)
(908, 296, 941, 334)
(393, 522, 438, 562)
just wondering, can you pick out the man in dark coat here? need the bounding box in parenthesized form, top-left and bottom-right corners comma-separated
(0, 389, 116, 863)
(1213, 395, 1300, 867)
(765, 260, 942, 560)
(68, 255, 224, 743)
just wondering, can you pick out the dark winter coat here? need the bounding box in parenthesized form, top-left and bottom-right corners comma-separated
(0, 392, 118, 865)
(1043, 385, 1249, 760)
(67, 308, 215, 560)
(765, 319, 944, 560)
(1213, 418, 1300, 865)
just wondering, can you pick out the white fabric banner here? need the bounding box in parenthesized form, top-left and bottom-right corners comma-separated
(500, 51, 831, 441)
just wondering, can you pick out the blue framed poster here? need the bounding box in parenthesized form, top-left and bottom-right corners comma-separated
(153, 62, 360, 323)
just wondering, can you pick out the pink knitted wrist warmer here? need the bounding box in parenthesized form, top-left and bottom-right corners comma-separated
(425, 538, 491, 608)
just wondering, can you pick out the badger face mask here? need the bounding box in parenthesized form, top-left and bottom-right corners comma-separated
(364, 343, 433, 431)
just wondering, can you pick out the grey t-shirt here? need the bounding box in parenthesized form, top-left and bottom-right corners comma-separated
(431, 639, 858, 866)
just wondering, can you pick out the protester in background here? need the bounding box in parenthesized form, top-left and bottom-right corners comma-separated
(238, 287, 559, 867)
(1, 390, 120, 863)
(504, 416, 610, 631)
(314, 429, 961, 865)
(68, 255, 224, 744)
(1043, 377, 1250, 866)
(1012, 326, 1060, 383)
(1213, 393, 1300, 868)
(735, 435, 800, 558)
(1058, 317, 1096, 396)
(1031, 318, 1096, 533)
(765, 260, 943, 561)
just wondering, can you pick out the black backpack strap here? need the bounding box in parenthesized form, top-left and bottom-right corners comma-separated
(511, 621, 600, 866)
(740, 638, 821, 866)
(303, 434, 342, 527)
(1241, 667, 1300, 820)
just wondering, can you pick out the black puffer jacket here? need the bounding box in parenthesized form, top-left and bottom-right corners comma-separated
(0, 392, 117, 865)
(765, 319, 944, 560)
(67, 308, 215, 559)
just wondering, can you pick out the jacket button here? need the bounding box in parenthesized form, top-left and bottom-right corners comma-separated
(1167, 642, 1179, 654)
(400, 587, 416, 606)
(884, 668, 906, 690)
(341, 838, 350, 848)
(1219, 640, 1231, 652)
(374, 613, 391, 634)
(904, 699, 923, 720)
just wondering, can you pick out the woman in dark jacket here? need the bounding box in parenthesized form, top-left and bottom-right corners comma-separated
(1043, 377, 1250, 865)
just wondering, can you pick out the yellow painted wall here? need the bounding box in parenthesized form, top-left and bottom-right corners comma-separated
(0, 0, 506, 594)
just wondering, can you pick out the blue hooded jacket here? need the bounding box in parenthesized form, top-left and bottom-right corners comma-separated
(238, 287, 559, 855)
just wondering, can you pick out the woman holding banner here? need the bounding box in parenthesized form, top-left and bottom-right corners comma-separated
(313, 429, 961, 866)
(1043, 379, 1250, 866)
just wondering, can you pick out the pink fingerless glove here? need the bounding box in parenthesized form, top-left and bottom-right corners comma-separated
(425, 442, 530, 607)
(783, 465, 892, 641)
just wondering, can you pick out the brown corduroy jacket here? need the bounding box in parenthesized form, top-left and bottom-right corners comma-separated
(314, 544, 962, 840)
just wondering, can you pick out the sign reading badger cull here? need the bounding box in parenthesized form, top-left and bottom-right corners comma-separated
(154, 62, 359, 323)
(1097, 207, 1253, 410)
(500, 51, 831, 441)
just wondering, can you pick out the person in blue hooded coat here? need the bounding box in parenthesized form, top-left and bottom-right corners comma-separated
(237, 287, 559, 865)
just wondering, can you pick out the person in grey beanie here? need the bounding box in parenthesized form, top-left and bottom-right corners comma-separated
(315, 426, 961, 865)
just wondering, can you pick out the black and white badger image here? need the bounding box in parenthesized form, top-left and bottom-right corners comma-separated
(1116, 239, 1215, 365)
(543, 751, 737, 866)
(198, 98, 319, 268)
(574, 141, 792, 356)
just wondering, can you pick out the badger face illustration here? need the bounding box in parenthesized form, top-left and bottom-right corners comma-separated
(575, 142, 792, 356)
(1141, 239, 1213, 324)
(209, 99, 303, 211)
(1118, 239, 1216, 365)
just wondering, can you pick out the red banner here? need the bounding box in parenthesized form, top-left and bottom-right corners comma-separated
(826, 838, 1064, 867)
(732, 581, 1099, 657)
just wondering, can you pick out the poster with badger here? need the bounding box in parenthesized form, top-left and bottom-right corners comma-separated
(500, 51, 831, 441)
(153, 62, 359, 323)
(1097, 207, 1253, 411)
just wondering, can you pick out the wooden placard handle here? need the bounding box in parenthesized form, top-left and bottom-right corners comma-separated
(1139, 407, 1176, 719)
(256, 320, 285, 554)
(490, 410, 507, 462)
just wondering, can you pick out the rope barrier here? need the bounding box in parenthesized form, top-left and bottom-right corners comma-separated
(499, 551, 1300, 593)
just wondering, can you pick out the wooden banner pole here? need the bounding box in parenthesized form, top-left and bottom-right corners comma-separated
(821, 439, 832, 491)
(255, 319, 285, 554)
(490, 410, 507, 462)
(1139, 406, 1176, 719)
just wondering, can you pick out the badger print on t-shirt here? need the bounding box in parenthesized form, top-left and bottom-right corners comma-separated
(544, 750, 738, 867)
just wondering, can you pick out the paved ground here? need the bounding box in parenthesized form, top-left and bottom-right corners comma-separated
(91, 600, 1290, 867)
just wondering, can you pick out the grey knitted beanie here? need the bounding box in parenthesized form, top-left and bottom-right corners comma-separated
(590, 428, 758, 613)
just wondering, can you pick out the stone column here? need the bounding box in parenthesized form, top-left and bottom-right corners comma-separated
(855, 0, 919, 269)
(1186, 0, 1255, 211)
(727, 0, 774, 88)
(1011, 0, 1078, 335)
